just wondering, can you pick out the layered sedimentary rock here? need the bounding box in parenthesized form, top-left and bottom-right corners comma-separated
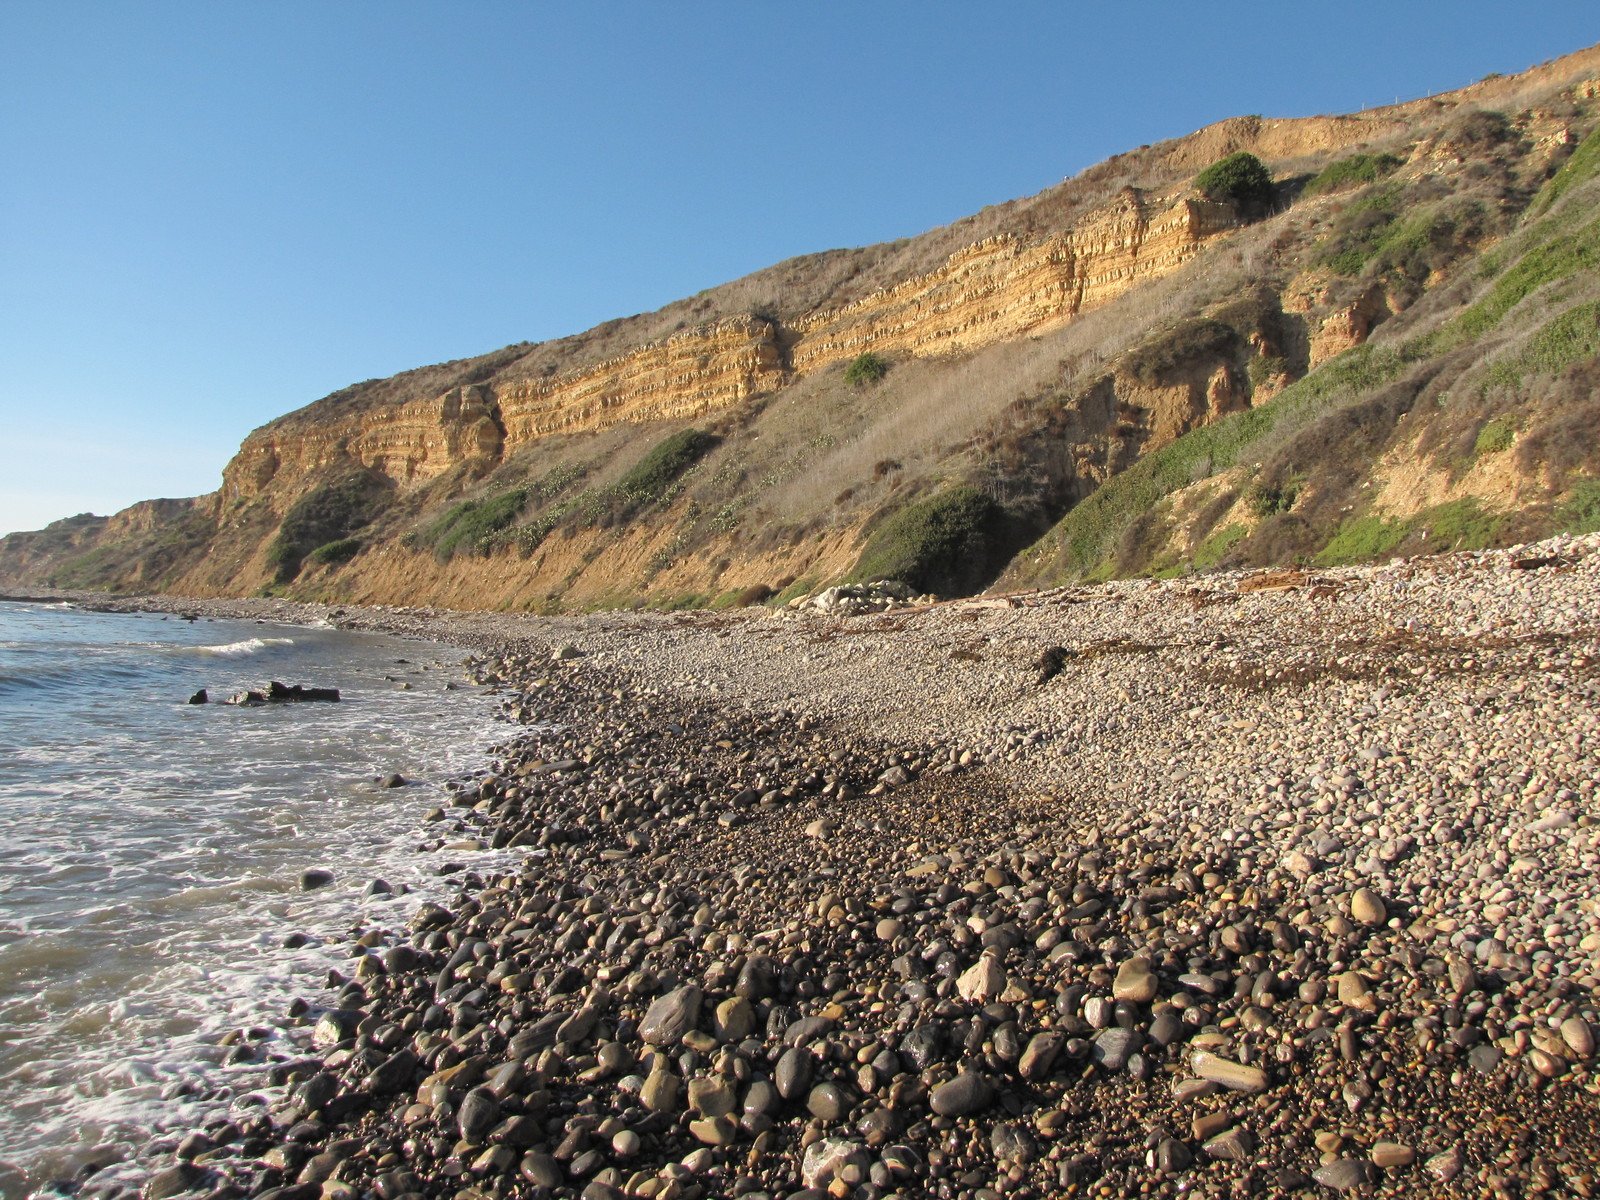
(222, 386, 504, 505)
(221, 191, 1239, 507)
(495, 315, 785, 445)
(790, 193, 1236, 371)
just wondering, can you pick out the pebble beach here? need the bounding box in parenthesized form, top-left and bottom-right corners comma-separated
(35, 532, 1600, 1200)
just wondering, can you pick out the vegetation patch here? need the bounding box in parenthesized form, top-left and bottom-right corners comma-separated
(1247, 475, 1300, 518)
(847, 486, 1010, 596)
(1530, 124, 1600, 216)
(770, 577, 815, 606)
(307, 537, 363, 566)
(1248, 354, 1288, 389)
(1315, 189, 1482, 292)
(1194, 152, 1274, 210)
(1481, 300, 1600, 394)
(1033, 341, 1409, 580)
(1446, 214, 1600, 344)
(1472, 417, 1517, 458)
(267, 473, 387, 583)
(844, 351, 889, 387)
(1124, 318, 1239, 384)
(1192, 523, 1248, 571)
(1314, 513, 1411, 566)
(1303, 153, 1403, 197)
(612, 428, 720, 513)
(1555, 479, 1600, 534)
(1415, 498, 1500, 552)
(416, 488, 529, 562)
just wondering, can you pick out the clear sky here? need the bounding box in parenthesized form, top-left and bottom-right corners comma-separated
(2, 3, 1596, 535)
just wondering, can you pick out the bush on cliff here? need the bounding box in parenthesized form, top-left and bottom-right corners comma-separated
(267, 472, 388, 583)
(418, 488, 529, 561)
(1195, 152, 1275, 212)
(847, 486, 1010, 596)
(612, 428, 720, 513)
(844, 351, 889, 387)
(307, 536, 363, 566)
(1303, 152, 1403, 197)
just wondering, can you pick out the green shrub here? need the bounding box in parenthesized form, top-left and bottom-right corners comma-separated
(418, 488, 529, 561)
(1416, 498, 1500, 551)
(268, 473, 386, 583)
(1248, 355, 1288, 388)
(1032, 341, 1409, 580)
(1314, 514, 1411, 565)
(1473, 417, 1516, 457)
(1317, 194, 1477, 288)
(844, 351, 890, 387)
(1303, 153, 1403, 197)
(847, 486, 1008, 596)
(770, 577, 816, 606)
(1247, 476, 1300, 517)
(1482, 301, 1600, 394)
(307, 537, 363, 565)
(1192, 523, 1248, 570)
(613, 428, 719, 512)
(1555, 479, 1600, 534)
(1446, 214, 1600, 343)
(1194, 152, 1275, 210)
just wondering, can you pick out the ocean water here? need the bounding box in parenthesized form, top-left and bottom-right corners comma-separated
(0, 602, 514, 1196)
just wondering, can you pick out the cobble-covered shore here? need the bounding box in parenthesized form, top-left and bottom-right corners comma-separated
(33, 534, 1600, 1199)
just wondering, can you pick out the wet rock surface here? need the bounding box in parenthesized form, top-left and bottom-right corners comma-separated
(60, 535, 1600, 1199)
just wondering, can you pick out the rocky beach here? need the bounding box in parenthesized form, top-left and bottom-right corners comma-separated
(35, 533, 1600, 1200)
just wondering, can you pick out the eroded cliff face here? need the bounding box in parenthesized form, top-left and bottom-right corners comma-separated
(790, 194, 1235, 370)
(7, 45, 1598, 604)
(222, 385, 504, 506)
(496, 316, 786, 445)
(221, 189, 1242, 511)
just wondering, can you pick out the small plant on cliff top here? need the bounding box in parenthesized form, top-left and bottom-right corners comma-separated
(844, 351, 889, 387)
(1194, 152, 1275, 211)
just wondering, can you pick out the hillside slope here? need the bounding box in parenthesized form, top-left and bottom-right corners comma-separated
(5, 47, 1600, 609)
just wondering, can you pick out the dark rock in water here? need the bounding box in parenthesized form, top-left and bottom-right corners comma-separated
(377, 772, 406, 788)
(298, 1072, 340, 1111)
(300, 868, 334, 891)
(311, 1009, 360, 1049)
(266, 681, 341, 703)
(220, 682, 342, 705)
(256, 1184, 322, 1200)
(187, 689, 208, 705)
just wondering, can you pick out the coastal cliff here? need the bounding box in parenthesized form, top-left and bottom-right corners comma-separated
(5, 47, 1600, 607)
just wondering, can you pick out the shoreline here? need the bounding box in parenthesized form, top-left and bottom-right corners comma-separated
(22, 534, 1600, 1199)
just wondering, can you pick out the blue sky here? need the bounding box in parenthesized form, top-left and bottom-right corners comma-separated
(2, 4, 1596, 535)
